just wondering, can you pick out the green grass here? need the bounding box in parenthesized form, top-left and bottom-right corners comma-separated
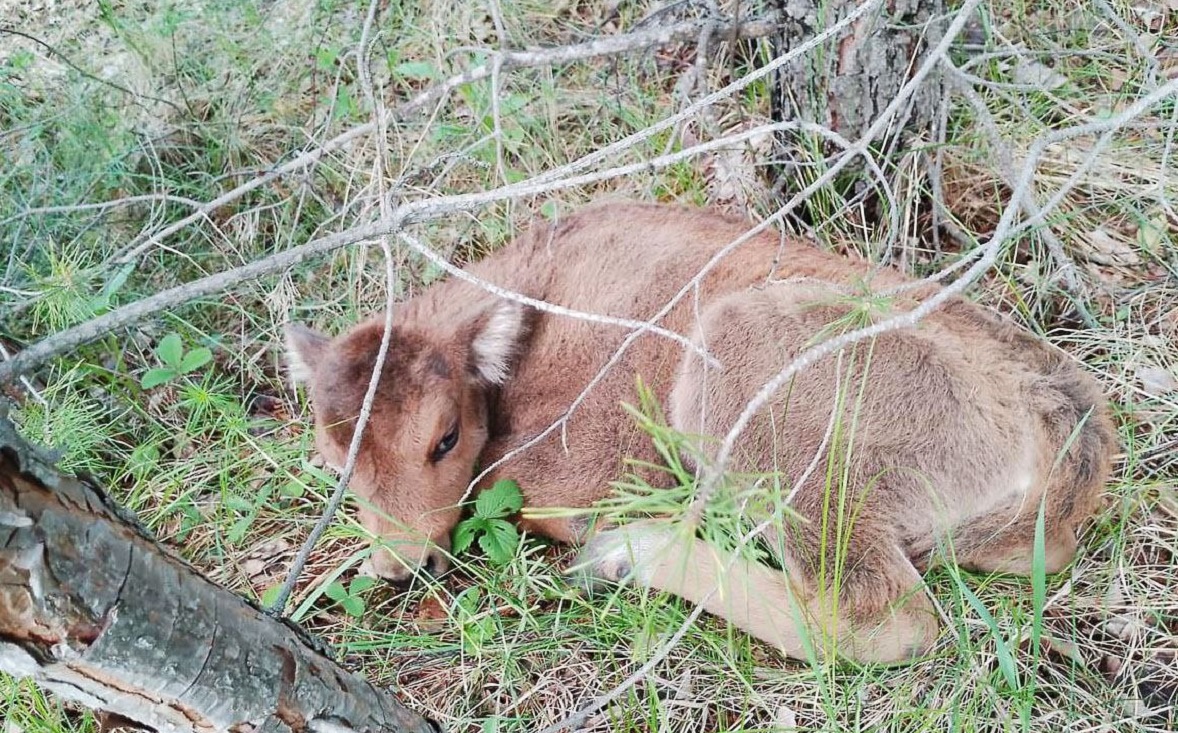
(3, 1, 1177, 731)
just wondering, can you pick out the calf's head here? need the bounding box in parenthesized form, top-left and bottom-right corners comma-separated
(284, 300, 526, 581)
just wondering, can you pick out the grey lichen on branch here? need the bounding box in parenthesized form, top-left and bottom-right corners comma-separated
(0, 413, 442, 733)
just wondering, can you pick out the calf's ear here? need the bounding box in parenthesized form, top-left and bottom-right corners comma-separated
(469, 300, 527, 384)
(285, 322, 330, 384)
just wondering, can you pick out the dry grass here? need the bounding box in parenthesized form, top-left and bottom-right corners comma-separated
(2, 1, 1176, 732)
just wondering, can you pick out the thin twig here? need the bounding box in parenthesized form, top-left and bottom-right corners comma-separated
(396, 232, 715, 364)
(91, 11, 782, 270)
(399, 13, 784, 117)
(269, 0, 395, 614)
(0, 26, 185, 114)
(0, 194, 206, 229)
(0, 342, 48, 408)
(108, 122, 380, 266)
(943, 65, 1083, 287)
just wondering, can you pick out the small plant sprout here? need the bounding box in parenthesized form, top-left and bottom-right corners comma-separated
(452, 479, 524, 566)
(140, 333, 213, 389)
(323, 576, 377, 619)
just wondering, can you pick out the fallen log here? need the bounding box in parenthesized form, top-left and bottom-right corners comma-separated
(0, 412, 442, 733)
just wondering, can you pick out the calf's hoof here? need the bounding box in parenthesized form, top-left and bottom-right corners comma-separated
(567, 520, 686, 592)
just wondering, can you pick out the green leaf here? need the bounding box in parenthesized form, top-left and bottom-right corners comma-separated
(452, 517, 485, 554)
(102, 262, 135, 301)
(315, 46, 339, 72)
(456, 586, 482, 615)
(478, 519, 519, 566)
(475, 479, 523, 519)
(223, 494, 253, 513)
(1031, 497, 1048, 665)
(227, 516, 252, 544)
(324, 581, 347, 602)
(341, 595, 365, 618)
(301, 461, 339, 486)
(140, 367, 176, 389)
(279, 481, 305, 499)
(953, 573, 1020, 690)
(1138, 215, 1166, 254)
(260, 584, 283, 608)
(395, 60, 438, 80)
(155, 333, 183, 368)
(179, 347, 212, 374)
(350, 576, 377, 595)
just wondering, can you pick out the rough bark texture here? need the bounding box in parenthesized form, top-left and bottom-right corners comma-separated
(0, 414, 441, 733)
(768, 0, 946, 160)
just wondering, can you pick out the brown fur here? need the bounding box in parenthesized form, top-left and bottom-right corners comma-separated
(285, 202, 1116, 664)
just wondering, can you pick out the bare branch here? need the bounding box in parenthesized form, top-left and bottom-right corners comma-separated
(693, 75, 1178, 517)
(399, 13, 785, 116)
(397, 231, 716, 365)
(90, 10, 782, 269)
(268, 0, 400, 616)
(0, 194, 205, 229)
(0, 119, 834, 384)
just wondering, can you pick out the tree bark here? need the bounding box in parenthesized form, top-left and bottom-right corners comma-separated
(767, 0, 946, 181)
(0, 413, 442, 733)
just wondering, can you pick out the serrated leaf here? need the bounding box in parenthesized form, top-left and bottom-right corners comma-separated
(478, 520, 519, 566)
(179, 347, 212, 374)
(227, 516, 252, 544)
(456, 586, 482, 614)
(475, 479, 523, 519)
(155, 333, 183, 368)
(452, 517, 484, 554)
(140, 367, 176, 389)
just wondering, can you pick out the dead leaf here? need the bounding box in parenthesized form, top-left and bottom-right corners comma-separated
(696, 118, 775, 214)
(1105, 615, 1149, 642)
(1039, 632, 1085, 664)
(1137, 215, 1170, 255)
(241, 538, 292, 582)
(1085, 228, 1143, 266)
(1137, 365, 1178, 397)
(1011, 57, 1068, 90)
(414, 595, 448, 631)
(773, 705, 799, 731)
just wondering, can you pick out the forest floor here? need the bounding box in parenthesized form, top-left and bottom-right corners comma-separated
(2, 1, 1176, 731)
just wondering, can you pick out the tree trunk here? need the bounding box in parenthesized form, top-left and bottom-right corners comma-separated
(767, 0, 946, 186)
(0, 414, 442, 733)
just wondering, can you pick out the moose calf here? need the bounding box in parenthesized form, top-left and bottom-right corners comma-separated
(286, 202, 1115, 664)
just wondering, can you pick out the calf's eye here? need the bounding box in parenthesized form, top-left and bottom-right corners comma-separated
(431, 426, 459, 462)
